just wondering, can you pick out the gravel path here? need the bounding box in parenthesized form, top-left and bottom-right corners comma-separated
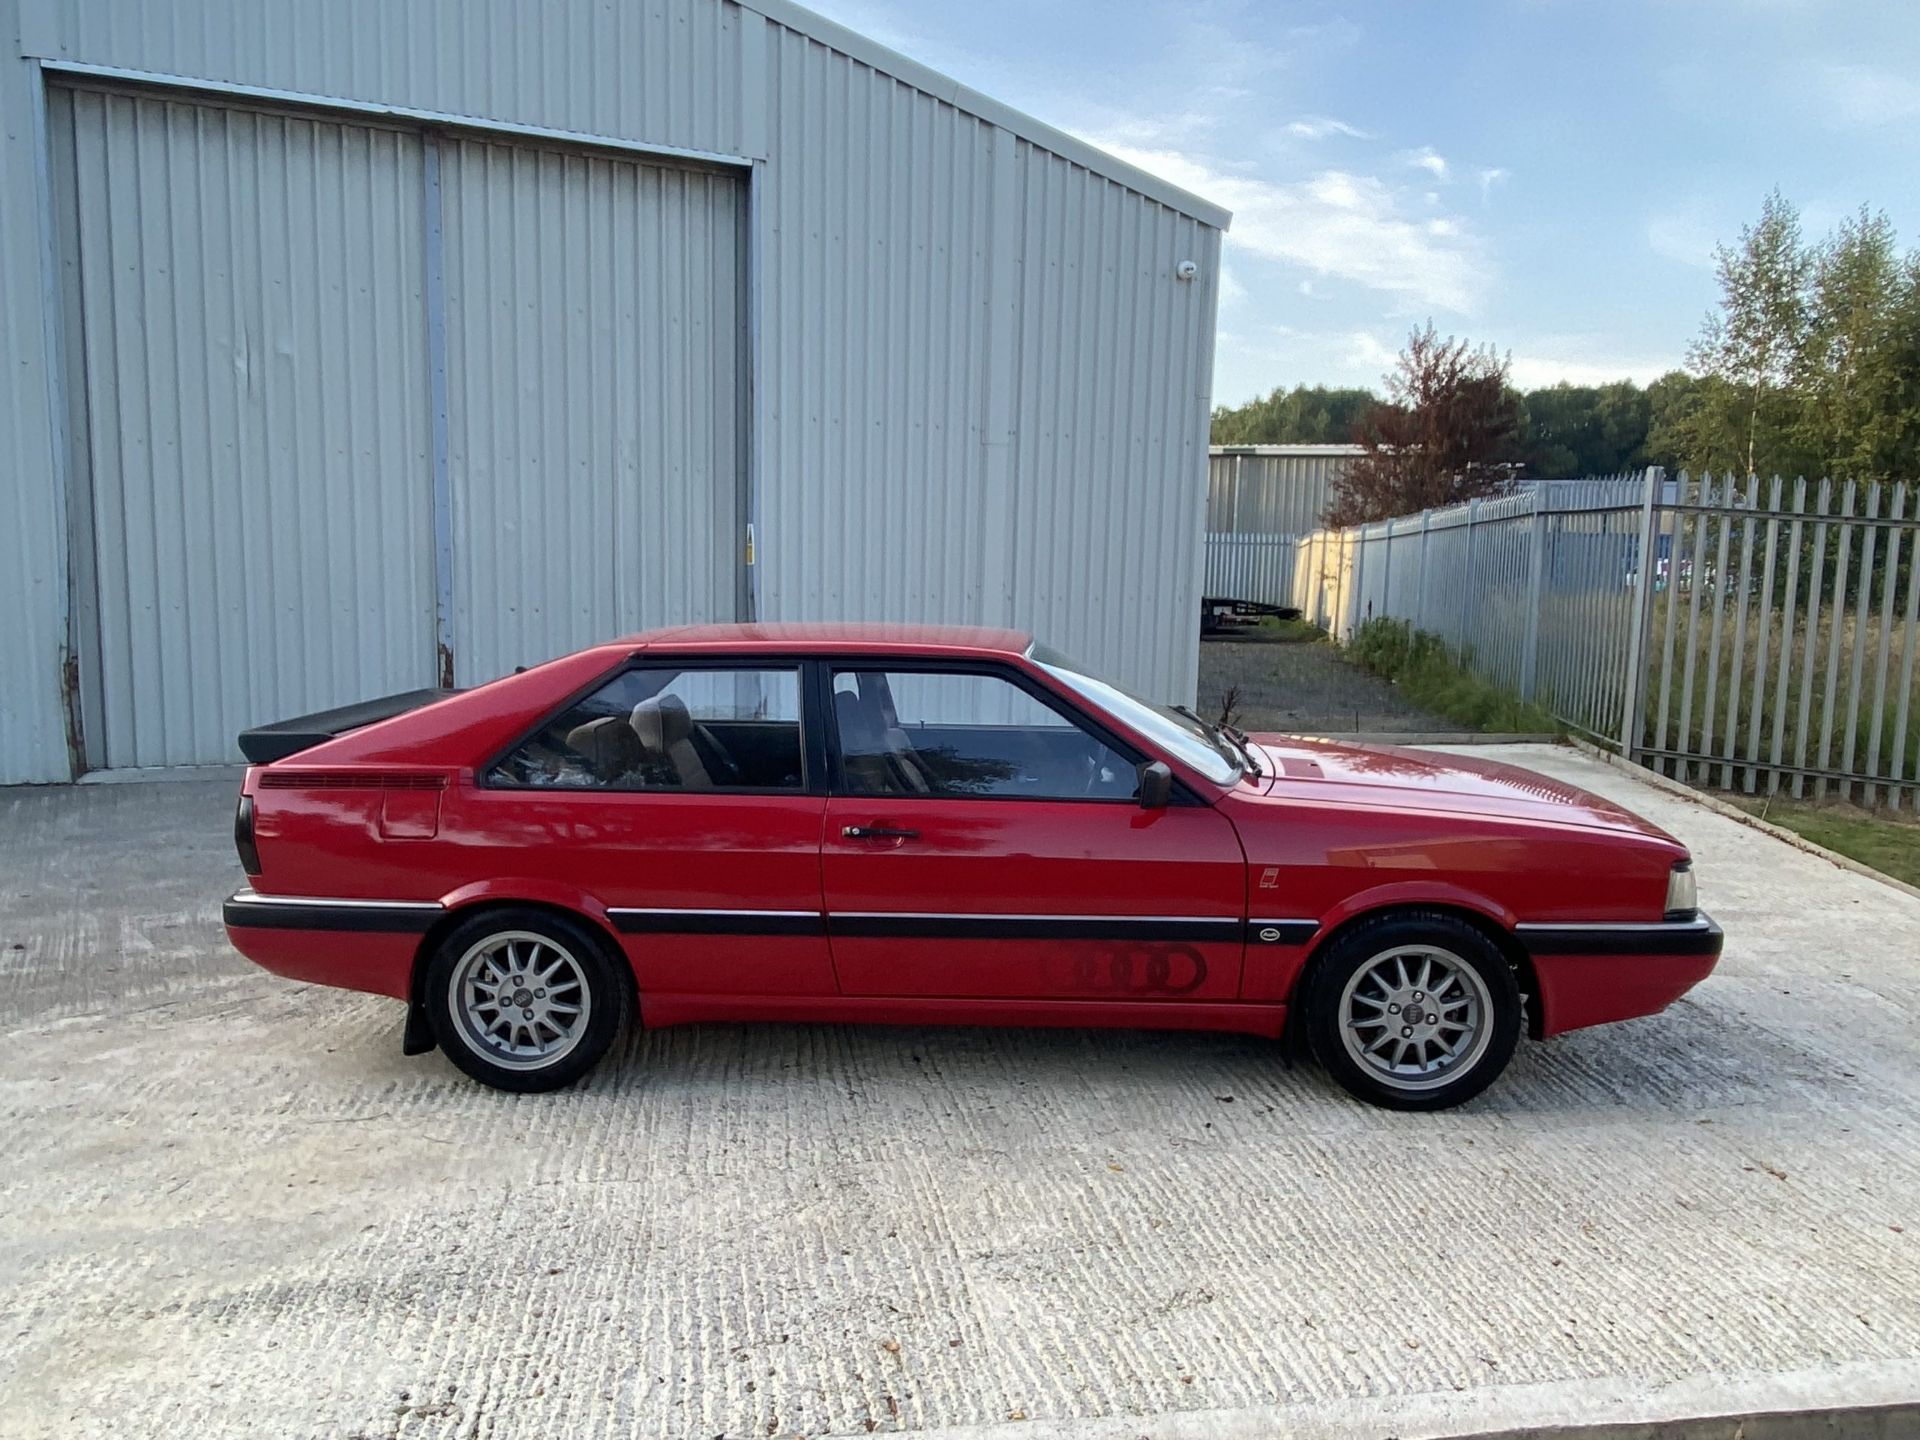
(1196, 637, 1456, 733)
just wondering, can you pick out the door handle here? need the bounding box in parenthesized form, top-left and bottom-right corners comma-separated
(842, 824, 919, 840)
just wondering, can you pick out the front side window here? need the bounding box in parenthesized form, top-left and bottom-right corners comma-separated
(831, 669, 1138, 800)
(489, 666, 804, 790)
(1028, 644, 1241, 785)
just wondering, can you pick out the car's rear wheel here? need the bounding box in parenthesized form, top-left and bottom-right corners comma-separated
(424, 907, 625, 1092)
(1305, 911, 1520, 1111)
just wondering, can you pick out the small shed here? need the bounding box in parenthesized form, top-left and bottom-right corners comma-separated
(1207, 445, 1363, 536)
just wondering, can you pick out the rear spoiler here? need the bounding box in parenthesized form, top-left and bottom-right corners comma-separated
(238, 689, 462, 764)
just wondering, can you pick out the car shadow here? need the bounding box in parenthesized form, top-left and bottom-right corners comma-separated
(338, 963, 1855, 1127)
(541, 985, 1843, 1123)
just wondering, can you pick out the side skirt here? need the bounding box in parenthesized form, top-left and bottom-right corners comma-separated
(636, 994, 1288, 1039)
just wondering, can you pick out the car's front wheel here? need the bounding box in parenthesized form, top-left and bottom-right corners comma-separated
(424, 907, 626, 1092)
(1305, 911, 1521, 1111)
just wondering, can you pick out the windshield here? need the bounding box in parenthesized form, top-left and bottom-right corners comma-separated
(1028, 643, 1242, 785)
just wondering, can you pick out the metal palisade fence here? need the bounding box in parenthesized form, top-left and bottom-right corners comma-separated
(1275, 469, 1920, 807)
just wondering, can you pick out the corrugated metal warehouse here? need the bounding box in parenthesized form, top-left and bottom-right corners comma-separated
(1206, 445, 1361, 535)
(0, 0, 1228, 781)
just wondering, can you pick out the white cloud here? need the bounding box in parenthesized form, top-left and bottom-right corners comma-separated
(1086, 109, 1234, 151)
(1646, 208, 1719, 270)
(1210, 324, 1402, 404)
(1218, 262, 1249, 312)
(1811, 61, 1920, 129)
(1285, 115, 1371, 141)
(1342, 330, 1401, 376)
(1477, 167, 1510, 200)
(1099, 143, 1489, 314)
(1507, 348, 1682, 389)
(1401, 146, 1449, 181)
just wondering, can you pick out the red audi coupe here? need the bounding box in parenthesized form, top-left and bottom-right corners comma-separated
(224, 623, 1721, 1110)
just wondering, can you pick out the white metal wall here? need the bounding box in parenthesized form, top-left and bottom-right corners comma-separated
(441, 139, 743, 685)
(0, 0, 1228, 780)
(1206, 447, 1361, 536)
(0, 0, 75, 782)
(752, 30, 1222, 699)
(55, 86, 437, 769)
(1006, 144, 1221, 701)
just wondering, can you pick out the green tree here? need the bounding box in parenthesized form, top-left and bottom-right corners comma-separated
(1645, 369, 1722, 472)
(1676, 189, 1814, 476)
(1210, 384, 1378, 445)
(1522, 381, 1652, 477)
(1889, 255, 1920, 482)
(1793, 207, 1915, 482)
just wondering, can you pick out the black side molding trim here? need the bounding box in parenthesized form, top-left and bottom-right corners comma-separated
(606, 912, 1319, 944)
(224, 896, 440, 934)
(829, 914, 1245, 943)
(1515, 914, 1724, 957)
(609, 909, 826, 937)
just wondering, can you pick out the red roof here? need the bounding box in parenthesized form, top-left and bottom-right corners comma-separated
(623, 621, 1033, 656)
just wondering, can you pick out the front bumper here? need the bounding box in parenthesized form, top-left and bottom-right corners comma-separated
(1515, 912, 1724, 1037)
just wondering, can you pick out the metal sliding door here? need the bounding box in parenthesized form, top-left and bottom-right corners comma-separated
(54, 85, 745, 767)
(438, 137, 746, 685)
(55, 86, 436, 769)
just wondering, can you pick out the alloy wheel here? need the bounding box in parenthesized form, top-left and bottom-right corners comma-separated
(447, 930, 593, 1071)
(1337, 943, 1494, 1093)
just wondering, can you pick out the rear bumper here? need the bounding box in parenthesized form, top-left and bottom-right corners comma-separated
(1516, 913, 1724, 1038)
(223, 889, 437, 1001)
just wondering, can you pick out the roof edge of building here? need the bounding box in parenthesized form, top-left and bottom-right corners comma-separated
(742, 0, 1232, 231)
(1210, 445, 1367, 457)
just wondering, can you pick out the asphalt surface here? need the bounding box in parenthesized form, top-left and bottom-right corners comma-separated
(2, 747, 1917, 1438)
(1197, 636, 1455, 733)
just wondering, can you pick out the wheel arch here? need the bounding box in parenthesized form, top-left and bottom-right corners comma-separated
(1283, 901, 1542, 1057)
(405, 895, 636, 1055)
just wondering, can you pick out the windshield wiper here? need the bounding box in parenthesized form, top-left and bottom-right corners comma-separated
(1171, 704, 1257, 776)
(1221, 723, 1265, 778)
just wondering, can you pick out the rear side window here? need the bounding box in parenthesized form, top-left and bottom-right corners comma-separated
(488, 666, 804, 790)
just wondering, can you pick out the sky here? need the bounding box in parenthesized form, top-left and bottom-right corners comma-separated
(797, 0, 1920, 406)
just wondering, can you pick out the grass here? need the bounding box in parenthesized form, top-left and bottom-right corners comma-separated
(1342, 618, 1563, 734)
(1725, 795, 1920, 889)
(1256, 614, 1329, 643)
(1641, 589, 1920, 789)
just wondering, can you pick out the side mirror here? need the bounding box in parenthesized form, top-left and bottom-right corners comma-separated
(1137, 760, 1173, 809)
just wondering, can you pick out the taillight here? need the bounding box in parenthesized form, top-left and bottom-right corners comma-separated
(234, 794, 262, 876)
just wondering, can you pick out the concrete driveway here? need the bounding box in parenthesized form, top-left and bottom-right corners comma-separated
(2, 746, 1917, 1439)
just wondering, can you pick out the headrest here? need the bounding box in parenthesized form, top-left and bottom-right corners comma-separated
(631, 693, 694, 749)
(566, 715, 640, 770)
(834, 688, 879, 749)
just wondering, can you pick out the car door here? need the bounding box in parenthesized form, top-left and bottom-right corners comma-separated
(470, 659, 835, 999)
(818, 662, 1248, 1002)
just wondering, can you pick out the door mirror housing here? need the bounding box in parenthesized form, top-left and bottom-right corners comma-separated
(1137, 760, 1173, 809)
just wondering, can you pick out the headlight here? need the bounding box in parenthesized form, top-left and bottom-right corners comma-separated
(1665, 862, 1697, 921)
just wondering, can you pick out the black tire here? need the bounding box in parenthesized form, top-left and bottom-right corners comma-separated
(423, 906, 627, 1093)
(1305, 910, 1521, 1111)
